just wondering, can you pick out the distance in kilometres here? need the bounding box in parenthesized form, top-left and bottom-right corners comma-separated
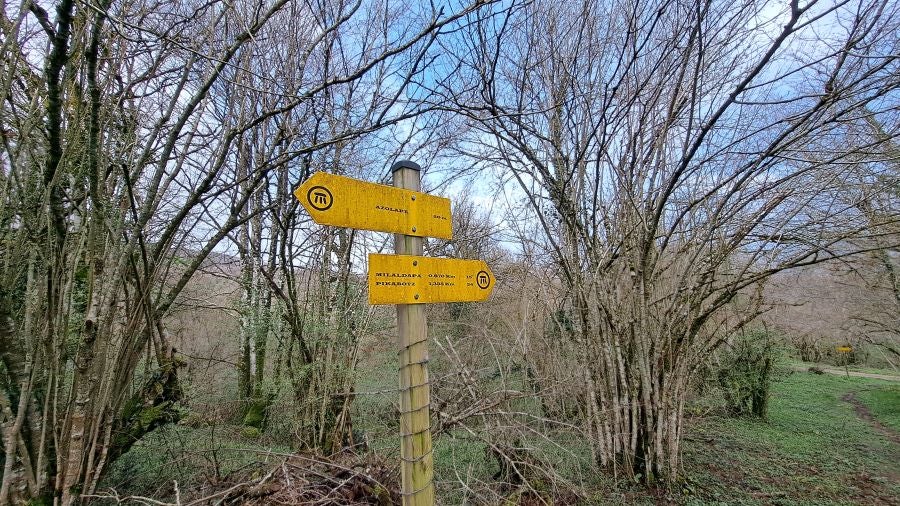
(368, 254, 494, 304)
(293, 172, 452, 239)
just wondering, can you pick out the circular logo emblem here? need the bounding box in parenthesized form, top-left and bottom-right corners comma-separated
(306, 186, 333, 211)
(476, 270, 491, 290)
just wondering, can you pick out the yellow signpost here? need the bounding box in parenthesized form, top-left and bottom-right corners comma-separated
(836, 346, 853, 377)
(390, 162, 433, 506)
(368, 254, 494, 304)
(294, 163, 494, 506)
(293, 172, 452, 239)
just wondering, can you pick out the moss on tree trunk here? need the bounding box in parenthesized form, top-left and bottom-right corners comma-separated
(107, 361, 183, 464)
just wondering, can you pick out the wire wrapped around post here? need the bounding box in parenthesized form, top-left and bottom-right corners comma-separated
(391, 160, 435, 505)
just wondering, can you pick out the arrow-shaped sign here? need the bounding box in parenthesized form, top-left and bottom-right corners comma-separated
(293, 172, 452, 239)
(368, 254, 494, 304)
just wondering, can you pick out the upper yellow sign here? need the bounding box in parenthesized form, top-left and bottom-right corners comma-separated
(293, 172, 452, 239)
(368, 254, 494, 304)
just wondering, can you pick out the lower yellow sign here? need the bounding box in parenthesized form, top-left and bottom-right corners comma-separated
(836, 346, 853, 353)
(368, 254, 494, 304)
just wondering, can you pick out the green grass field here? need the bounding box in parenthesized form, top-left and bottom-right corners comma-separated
(856, 384, 900, 433)
(675, 371, 899, 506)
(789, 359, 900, 378)
(101, 362, 899, 505)
(354, 352, 900, 504)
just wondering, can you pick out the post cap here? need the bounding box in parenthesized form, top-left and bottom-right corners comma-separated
(391, 160, 421, 173)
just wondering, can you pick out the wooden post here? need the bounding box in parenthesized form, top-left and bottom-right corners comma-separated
(392, 160, 434, 505)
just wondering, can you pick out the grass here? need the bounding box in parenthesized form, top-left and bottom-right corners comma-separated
(100, 423, 293, 499)
(353, 345, 402, 455)
(354, 333, 599, 503)
(846, 364, 900, 376)
(676, 370, 900, 505)
(100, 348, 900, 505)
(789, 359, 900, 378)
(856, 384, 900, 433)
(343, 349, 900, 504)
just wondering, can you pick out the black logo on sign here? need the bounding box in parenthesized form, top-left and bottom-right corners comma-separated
(307, 186, 333, 211)
(476, 270, 490, 289)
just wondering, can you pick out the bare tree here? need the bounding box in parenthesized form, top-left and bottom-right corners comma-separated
(765, 113, 900, 365)
(437, 0, 900, 482)
(0, 0, 491, 503)
(834, 115, 900, 360)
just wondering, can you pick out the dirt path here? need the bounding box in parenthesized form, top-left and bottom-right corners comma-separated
(792, 365, 900, 382)
(841, 392, 900, 446)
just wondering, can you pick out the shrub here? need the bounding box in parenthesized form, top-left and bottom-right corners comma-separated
(715, 330, 782, 418)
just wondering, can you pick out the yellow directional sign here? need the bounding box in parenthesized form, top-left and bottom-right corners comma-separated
(836, 346, 853, 353)
(368, 254, 494, 304)
(293, 172, 452, 239)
